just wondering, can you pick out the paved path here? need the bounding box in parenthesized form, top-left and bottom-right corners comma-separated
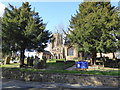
(66, 65, 76, 70)
(2, 78, 119, 89)
(65, 65, 119, 71)
(65, 65, 99, 70)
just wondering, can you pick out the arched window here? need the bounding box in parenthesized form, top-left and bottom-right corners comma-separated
(67, 47, 74, 56)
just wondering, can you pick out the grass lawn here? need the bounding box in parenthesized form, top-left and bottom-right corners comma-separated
(46, 62, 74, 70)
(46, 59, 66, 63)
(1, 67, 120, 76)
(1, 63, 20, 68)
(1, 59, 75, 70)
(1, 62, 75, 70)
(1, 59, 120, 76)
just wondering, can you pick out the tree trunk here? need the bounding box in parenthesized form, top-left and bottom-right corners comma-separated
(20, 49, 25, 67)
(113, 52, 115, 59)
(91, 51, 97, 65)
(78, 52, 83, 60)
(100, 52, 102, 58)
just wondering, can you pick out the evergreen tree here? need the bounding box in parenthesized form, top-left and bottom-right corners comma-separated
(116, 1, 120, 49)
(2, 2, 51, 67)
(67, 1, 120, 65)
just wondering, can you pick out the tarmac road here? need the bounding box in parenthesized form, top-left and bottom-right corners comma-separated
(1, 78, 119, 90)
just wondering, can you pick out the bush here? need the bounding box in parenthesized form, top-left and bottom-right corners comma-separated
(118, 62, 120, 68)
(47, 59, 65, 63)
(55, 59, 65, 61)
(56, 61, 65, 63)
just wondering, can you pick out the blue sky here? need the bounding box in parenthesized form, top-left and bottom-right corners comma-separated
(1, 2, 119, 33)
(2, 2, 80, 33)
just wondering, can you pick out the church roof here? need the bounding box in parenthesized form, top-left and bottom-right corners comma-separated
(43, 50, 52, 55)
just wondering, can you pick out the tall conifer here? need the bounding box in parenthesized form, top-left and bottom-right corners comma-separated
(2, 2, 51, 67)
(67, 1, 120, 65)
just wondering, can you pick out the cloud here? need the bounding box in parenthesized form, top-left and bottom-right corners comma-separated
(0, 2, 5, 17)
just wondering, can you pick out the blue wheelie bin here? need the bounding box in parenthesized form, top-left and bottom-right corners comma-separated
(76, 61, 88, 70)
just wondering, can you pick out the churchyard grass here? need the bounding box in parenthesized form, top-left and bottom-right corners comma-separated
(1, 63, 19, 68)
(1, 59, 120, 76)
(1, 67, 120, 76)
(1, 60, 75, 70)
(47, 59, 65, 63)
(46, 62, 75, 70)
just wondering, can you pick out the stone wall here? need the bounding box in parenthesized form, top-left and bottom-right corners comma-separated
(64, 46, 78, 60)
(2, 68, 119, 87)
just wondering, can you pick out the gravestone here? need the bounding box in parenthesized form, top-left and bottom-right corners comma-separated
(27, 57, 30, 66)
(30, 56, 34, 66)
(5, 56, 11, 64)
(33, 56, 39, 69)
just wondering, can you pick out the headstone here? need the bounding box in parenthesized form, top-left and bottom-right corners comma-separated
(33, 56, 39, 69)
(5, 56, 11, 64)
(30, 56, 34, 66)
(27, 57, 30, 66)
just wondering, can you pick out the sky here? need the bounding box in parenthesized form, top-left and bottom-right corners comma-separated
(0, 2, 5, 17)
(1, 2, 81, 33)
(0, 1, 119, 33)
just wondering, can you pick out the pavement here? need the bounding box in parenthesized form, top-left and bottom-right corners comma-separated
(1, 78, 119, 89)
(66, 65, 76, 70)
(65, 65, 97, 70)
(65, 65, 119, 71)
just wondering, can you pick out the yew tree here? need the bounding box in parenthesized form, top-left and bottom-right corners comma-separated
(67, 1, 120, 65)
(2, 2, 51, 67)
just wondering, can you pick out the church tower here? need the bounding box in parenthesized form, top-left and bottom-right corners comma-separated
(49, 33, 64, 59)
(50, 33, 63, 49)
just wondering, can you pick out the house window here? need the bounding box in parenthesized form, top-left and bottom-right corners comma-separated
(67, 47, 74, 56)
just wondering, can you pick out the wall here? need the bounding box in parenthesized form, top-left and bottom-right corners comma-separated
(2, 68, 119, 87)
(97, 53, 113, 59)
(64, 46, 78, 60)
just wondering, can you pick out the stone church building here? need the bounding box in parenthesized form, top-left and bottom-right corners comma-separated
(36, 33, 117, 60)
(49, 33, 84, 60)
